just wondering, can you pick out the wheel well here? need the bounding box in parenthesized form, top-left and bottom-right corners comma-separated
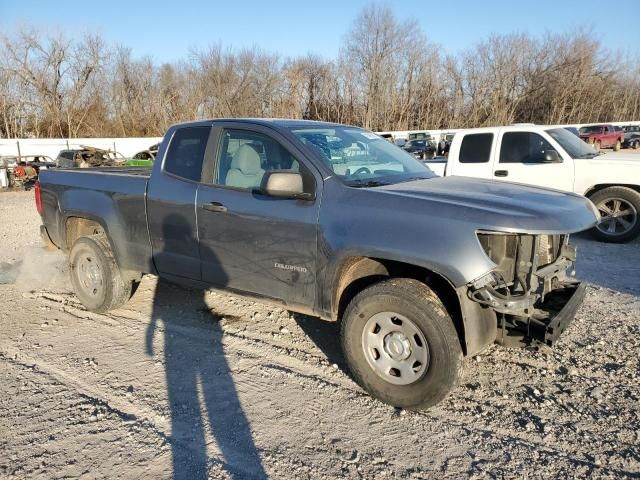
(65, 217, 104, 250)
(584, 184, 640, 198)
(334, 257, 467, 354)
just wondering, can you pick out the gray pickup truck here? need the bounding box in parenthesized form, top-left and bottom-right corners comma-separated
(36, 119, 598, 409)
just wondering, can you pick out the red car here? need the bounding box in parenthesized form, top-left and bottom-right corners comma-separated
(578, 124, 624, 151)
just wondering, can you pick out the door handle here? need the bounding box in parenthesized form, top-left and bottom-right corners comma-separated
(494, 170, 508, 177)
(202, 202, 227, 213)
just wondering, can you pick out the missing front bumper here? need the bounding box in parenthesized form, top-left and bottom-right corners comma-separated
(495, 281, 585, 348)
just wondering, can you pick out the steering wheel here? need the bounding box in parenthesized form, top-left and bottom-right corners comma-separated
(352, 166, 371, 176)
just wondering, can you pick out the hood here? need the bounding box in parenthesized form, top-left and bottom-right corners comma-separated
(373, 176, 598, 234)
(580, 153, 640, 165)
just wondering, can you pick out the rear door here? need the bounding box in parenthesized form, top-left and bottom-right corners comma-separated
(146, 125, 216, 279)
(492, 129, 574, 192)
(195, 123, 321, 307)
(446, 131, 495, 179)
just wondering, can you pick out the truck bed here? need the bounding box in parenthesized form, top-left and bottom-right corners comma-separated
(53, 166, 152, 176)
(38, 166, 153, 274)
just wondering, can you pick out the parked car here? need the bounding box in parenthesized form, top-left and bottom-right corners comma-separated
(622, 125, 640, 149)
(37, 118, 597, 410)
(126, 143, 160, 167)
(578, 124, 624, 151)
(424, 125, 640, 242)
(407, 132, 432, 141)
(402, 139, 436, 159)
(55, 147, 125, 168)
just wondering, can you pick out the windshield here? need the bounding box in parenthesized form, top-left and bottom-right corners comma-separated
(546, 128, 598, 158)
(579, 126, 603, 134)
(291, 126, 433, 186)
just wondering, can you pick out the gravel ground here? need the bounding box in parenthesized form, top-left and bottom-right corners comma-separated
(0, 190, 639, 479)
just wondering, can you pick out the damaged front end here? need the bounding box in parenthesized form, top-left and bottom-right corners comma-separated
(469, 232, 585, 347)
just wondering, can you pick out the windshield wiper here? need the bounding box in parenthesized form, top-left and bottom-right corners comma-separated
(397, 176, 431, 183)
(576, 152, 599, 159)
(347, 180, 391, 188)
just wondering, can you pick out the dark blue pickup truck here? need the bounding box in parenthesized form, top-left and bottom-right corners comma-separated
(36, 118, 598, 409)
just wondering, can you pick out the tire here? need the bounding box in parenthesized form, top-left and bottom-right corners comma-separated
(341, 278, 463, 410)
(614, 140, 621, 151)
(69, 233, 134, 312)
(589, 186, 640, 243)
(633, 141, 639, 150)
(593, 140, 601, 152)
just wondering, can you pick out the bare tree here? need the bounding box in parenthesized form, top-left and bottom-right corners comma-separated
(1, 9, 639, 139)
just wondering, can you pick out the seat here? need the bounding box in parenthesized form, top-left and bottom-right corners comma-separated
(225, 144, 265, 189)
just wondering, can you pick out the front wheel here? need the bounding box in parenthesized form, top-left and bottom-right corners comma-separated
(589, 186, 640, 243)
(341, 278, 463, 410)
(69, 233, 135, 312)
(593, 140, 601, 152)
(614, 140, 621, 151)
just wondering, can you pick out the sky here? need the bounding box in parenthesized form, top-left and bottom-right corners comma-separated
(1, 0, 638, 63)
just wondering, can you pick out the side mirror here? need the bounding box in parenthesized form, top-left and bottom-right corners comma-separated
(542, 150, 562, 163)
(260, 171, 311, 199)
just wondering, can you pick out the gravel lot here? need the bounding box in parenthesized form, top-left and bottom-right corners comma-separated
(0, 189, 639, 479)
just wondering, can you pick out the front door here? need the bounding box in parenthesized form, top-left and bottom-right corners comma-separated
(195, 125, 321, 308)
(492, 130, 574, 192)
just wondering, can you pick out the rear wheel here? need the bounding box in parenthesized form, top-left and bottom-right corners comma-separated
(589, 186, 640, 243)
(341, 278, 463, 410)
(633, 140, 639, 150)
(69, 233, 135, 312)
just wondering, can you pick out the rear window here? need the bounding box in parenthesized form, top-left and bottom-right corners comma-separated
(459, 133, 493, 163)
(163, 127, 210, 182)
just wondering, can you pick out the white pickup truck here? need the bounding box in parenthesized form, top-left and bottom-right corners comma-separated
(425, 125, 640, 242)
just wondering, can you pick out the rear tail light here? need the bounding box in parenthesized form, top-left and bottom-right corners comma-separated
(34, 181, 43, 215)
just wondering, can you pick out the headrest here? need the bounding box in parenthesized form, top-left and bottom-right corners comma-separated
(231, 144, 261, 174)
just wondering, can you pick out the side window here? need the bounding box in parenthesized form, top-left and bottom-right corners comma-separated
(216, 129, 315, 194)
(499, 132, 558, 164)
(459, 133, 493, 163)
(163, 126, 210, 182)
(61, 151, 73, 160)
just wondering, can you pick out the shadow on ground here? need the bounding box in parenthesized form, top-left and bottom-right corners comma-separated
(292, 313, 350, 376)
(146, 281, 266, 479)
(145, 213, 266, 480)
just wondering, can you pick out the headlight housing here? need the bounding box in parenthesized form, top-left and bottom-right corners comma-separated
(477, 231, 519, 280)
(477, 231, 568, 283)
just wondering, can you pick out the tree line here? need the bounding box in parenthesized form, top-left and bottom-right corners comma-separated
(1, 3, 639, 139)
